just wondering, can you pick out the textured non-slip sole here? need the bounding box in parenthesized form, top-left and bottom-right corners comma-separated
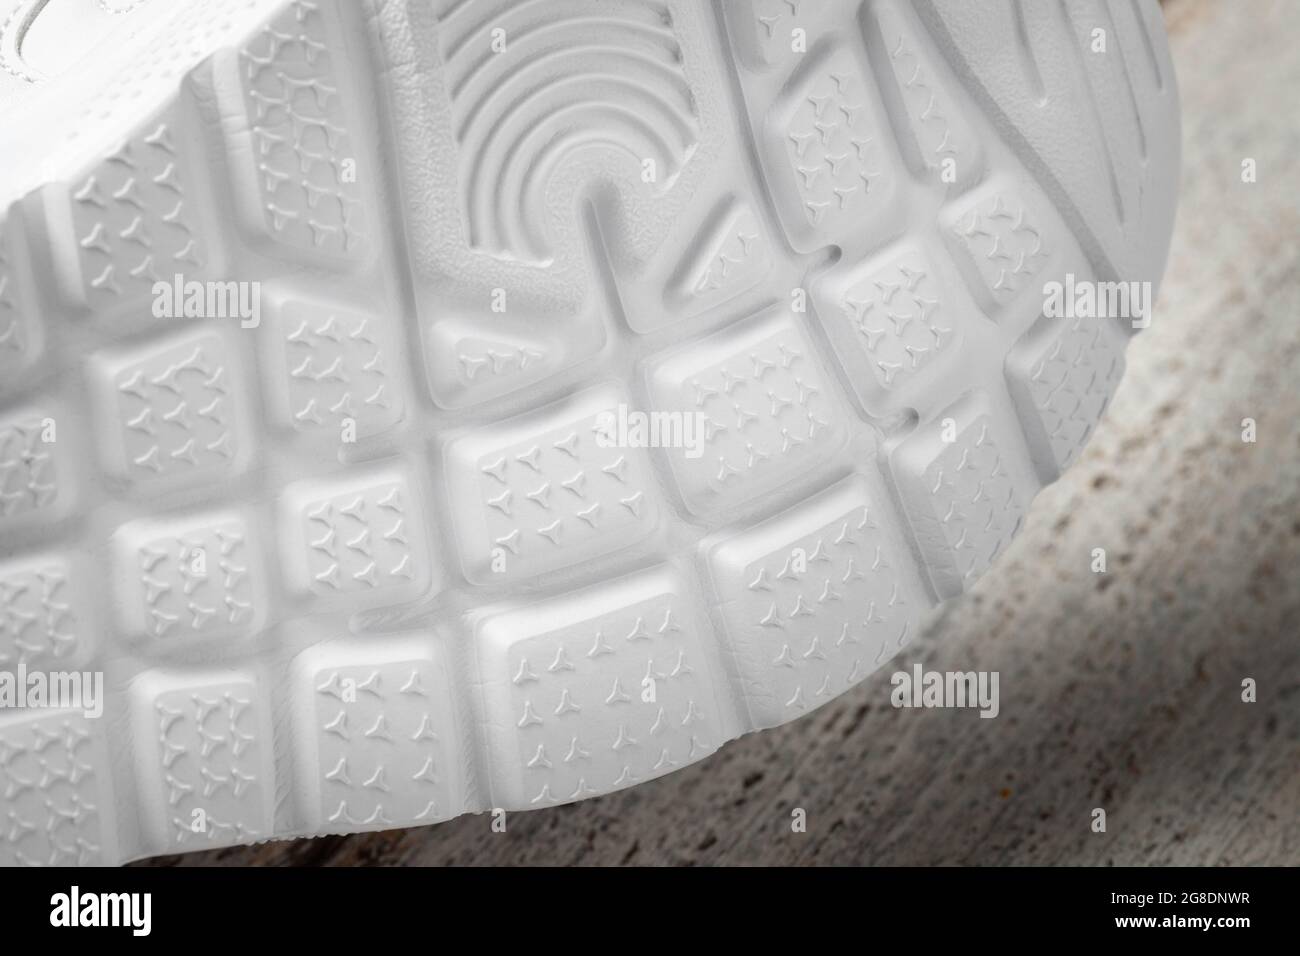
(0, 0, 1178, 864)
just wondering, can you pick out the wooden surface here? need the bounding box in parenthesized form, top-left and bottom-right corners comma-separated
(141, 0, 1300, 867)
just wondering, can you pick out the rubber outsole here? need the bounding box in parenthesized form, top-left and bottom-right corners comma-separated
(0, 0, 1178, 864)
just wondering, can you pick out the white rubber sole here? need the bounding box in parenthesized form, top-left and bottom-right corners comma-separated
(0, 0, 1179, 864)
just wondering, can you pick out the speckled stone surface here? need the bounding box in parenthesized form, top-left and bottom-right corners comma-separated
(141, 0, 1300, 867)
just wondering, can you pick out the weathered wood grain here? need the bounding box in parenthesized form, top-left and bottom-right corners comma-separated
(139, 0, 1300, 867)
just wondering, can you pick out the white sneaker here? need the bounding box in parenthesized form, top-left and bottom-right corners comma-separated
(0, 0, 1179, 864)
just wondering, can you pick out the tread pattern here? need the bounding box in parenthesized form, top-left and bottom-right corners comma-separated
(0, 410, 61, 525)
(291, 637, 463, 833)
(646, 312, 849, 515)
(436, 0, 699, 264)
(894, 407, 1029, 596)
(0, 219, 34, 376)
(670, 197, 771, 310)
(67, 111, 206, 309)
(950, 190, 1051, 309)
(477, 568, 726, 809)
(1007, 301, 1127, 475)
(764, 43, 901, 251)
(0, 710, 114, 866)
(824, 244, 957, 407)
(236, 1, 367, 260)
(875, 1, 983, 185)
(280, 466, 432, 606)
(0, 0, 1174, 863)
(115, 510, 263, 644)
(94, 331, 243, 490)
(709, 476, 925, 729)
(0, 555, 84, 670)
(269, 301, 404, 439)
(131, 671, 274, 852)
(445, 387, 662, 583)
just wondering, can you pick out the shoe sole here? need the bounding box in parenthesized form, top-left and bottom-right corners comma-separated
(0, 0, 1179, 864)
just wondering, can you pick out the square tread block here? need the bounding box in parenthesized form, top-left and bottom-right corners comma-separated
(445, 386, 662, 584)
(130, 669, 275, 853)
(290, 634, 464, 834)
(278, 463, 434, 610)
(646, 311, 848, 516)
(0, 709, 116, 866)
(708, 475, 929, 729)
(476, 568, 729, 810)
(114, 508, 264, 645)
